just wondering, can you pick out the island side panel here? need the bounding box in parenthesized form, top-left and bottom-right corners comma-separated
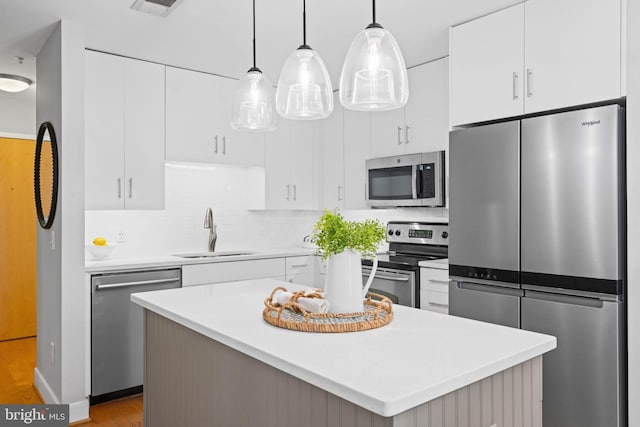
(143, 310, 541, 427)
(392, 358, 543, 427)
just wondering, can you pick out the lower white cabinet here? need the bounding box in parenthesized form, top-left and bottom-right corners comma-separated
(182, 258, 285, 287)
(420, 266, 450, 314)
(285, 256, 315, 287)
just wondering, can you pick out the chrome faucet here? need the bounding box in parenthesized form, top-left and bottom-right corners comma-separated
(203, 208, 217, 252)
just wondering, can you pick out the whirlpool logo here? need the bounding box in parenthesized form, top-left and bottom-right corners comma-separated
(1, 405, 68, 426)
(582, 119, 601, 127)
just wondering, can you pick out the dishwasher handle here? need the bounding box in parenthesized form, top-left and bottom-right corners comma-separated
(524, 290, 604, 308)
(454, 281, 524, 297)
(95, 278, 181, 291)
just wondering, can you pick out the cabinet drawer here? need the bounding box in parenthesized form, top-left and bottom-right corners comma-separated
(420, 290, 449, 314)
(285, 256, 315, 287)
(182, 258, 285, 287)
(420, 268, 450, 293)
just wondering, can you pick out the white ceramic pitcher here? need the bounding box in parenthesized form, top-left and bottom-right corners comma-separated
(323, 249, 378, 313)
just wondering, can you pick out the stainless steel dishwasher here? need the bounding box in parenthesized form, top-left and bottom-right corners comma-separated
(91, 268, 181, 403)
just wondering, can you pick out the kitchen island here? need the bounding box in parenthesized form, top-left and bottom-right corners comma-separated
(131, 279, 556, 427)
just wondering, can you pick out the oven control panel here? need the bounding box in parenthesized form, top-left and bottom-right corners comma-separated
(386, 222, 449, 246)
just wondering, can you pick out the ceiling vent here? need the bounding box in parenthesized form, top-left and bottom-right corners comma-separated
(130, 0, 184, 17)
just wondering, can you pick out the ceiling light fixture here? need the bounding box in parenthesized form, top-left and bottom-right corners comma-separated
(0, 74, 32, 93)
(231, 0, 277, 131)
(339, 0, 408, 111)
(275, 0, 333, 120)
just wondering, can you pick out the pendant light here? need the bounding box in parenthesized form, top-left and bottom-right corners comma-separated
(276, 0, 333, 120)
(0, 73, 32, 93)
(339, 0, 408, 111)
(231, 0, 277, 131)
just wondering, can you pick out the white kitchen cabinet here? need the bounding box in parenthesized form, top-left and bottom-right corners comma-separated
(371, 59, 450, 157)
(320, 92, 345, 210)
(285, 256, 315, 286)
(182, 258, 286, 287)
(450, 0, 622, 126)
(165, 67, 264, 166)
(343, 109, 371, 210)
(265, 119, 319, 210)
(85, 50, 165, 210)
(420, 266, 449, 314)
(450, 4, 525, 126)
(523, 0, 621, 114)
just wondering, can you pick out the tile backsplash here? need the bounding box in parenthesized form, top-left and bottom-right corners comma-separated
(85, 162, 448, 259)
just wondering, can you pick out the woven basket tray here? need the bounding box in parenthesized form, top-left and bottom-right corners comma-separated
(263, 286, 393, 333)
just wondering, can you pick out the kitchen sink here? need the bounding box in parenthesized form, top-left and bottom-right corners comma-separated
(172, 251, 257, 259)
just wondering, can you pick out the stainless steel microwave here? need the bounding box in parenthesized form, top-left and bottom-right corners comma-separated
(365, 151, 445, 207)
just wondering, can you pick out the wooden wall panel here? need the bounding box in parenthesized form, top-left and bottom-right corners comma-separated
(0, 137, 36, 341)
(144, 310, 543, 427)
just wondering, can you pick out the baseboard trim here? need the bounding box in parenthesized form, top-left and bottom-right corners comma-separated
(34, 368, 90, 423)
(33, 368, 60, 404)
(0, 132, 35, 140)
(68, 399, 90, 424)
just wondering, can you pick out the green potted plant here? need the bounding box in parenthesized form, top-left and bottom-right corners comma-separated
(312, 210, 385, 313)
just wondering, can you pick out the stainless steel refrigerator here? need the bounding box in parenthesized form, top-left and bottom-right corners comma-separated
(449, 104, 626, 427)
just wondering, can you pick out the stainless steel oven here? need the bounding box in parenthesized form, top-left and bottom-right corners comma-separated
(361, 222, 449, 308)
(365, 151, 445, 207)
(362, 265, 416, 306)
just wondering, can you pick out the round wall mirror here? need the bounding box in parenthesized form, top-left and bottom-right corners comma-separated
(34, 121, 59, 229)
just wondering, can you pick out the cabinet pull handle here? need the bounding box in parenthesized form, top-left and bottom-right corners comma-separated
(293, 184, 297, 201)
(397, 126, 403, 145)
(428, 279, 450, 285)
(512, 71, 519, 100)
(526, 69, 533, 98)
(286, 184, 290, 201)
(427, 302, 449, 309)
(290, 264, 308, 268)
(129, 178, 133, 199)
(338, 185, 343, 201)
(405, 125, 410, 144)
(214, 135, 218, 154)
(222, 136, 226, 155)
(117, 178, 122, 199)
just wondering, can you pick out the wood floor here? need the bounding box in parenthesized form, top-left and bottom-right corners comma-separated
(0, 337, 143, 426)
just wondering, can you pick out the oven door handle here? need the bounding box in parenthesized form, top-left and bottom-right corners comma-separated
(362, 272, 409, 282)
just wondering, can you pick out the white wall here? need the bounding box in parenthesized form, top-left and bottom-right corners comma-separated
(626, 0, 639, 424)
(35, 20, 88, 422)
(0, 90, 36, 138)
(85, 162, 448, 259)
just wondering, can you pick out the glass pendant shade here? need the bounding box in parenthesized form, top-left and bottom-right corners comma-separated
(276, 47, 333, 120)
(231, 69, 277, 131)
(339, 25, 408, 111)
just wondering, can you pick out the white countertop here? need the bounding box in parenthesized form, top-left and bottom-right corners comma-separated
(85, 247, 316, 272)
(418, 258, 449, 270)
(131, 279, 556, 417)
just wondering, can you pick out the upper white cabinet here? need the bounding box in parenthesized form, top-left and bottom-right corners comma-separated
(342, 109, 371, 210)
(450, 5, 524, 127)
(165, 67, 264, 166)
(320, 92, 345, 210)
(85, 50, 165, 210)
(265, 119, 319, 210)
(371, 58, 449, 157)
(450, 0, 622, 126)
(523, 0, 621, 114)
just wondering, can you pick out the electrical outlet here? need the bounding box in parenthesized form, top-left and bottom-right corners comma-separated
(50, 341, 55, 365)
(117, 231, 127, 242)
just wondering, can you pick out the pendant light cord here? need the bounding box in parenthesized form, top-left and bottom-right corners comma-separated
(372, 0, 376, 24)
(252, 0, 257, 69)
(303, 0, 307, 46)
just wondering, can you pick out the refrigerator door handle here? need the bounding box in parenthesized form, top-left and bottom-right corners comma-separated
(522, 283, 620, 302)
(450, 275, 520, 289)
(524, 290, 604, 308)
(454, 281, 524, 297)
